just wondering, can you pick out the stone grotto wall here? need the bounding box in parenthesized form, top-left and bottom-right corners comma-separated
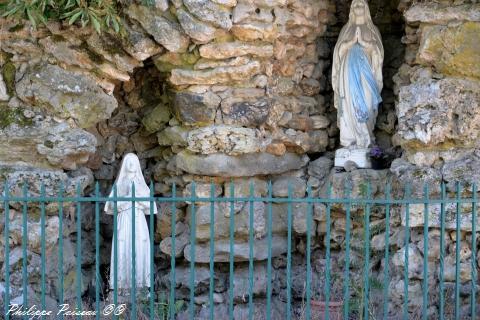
(0, 0, 479, 318)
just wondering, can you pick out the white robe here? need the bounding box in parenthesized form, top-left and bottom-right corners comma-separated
(332, 0, 384, 149)
(105, 153, 157, 290)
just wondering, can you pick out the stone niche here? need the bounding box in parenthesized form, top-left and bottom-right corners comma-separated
(1, 0, 479, 319)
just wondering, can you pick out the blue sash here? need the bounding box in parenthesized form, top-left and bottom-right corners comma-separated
(347, 43, 382, 123)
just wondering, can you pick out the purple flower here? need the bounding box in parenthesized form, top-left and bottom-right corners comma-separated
(370, 146, 383, 158)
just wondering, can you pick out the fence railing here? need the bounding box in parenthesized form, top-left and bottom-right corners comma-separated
(1, 181, 479, 320)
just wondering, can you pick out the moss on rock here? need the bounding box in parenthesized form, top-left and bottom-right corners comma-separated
(2, 61, 16, 96)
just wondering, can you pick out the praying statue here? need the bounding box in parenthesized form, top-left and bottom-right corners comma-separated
(332, 0, 384, 168)
(104, 153, 157, 291)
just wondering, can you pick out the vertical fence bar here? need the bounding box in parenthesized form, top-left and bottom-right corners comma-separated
(471, 183, 477, 319)
(40, 184, 46, 319)
(189, 182, 197, 320)
(382, 182, 391, 320)
(4, 182, 10, 320)
(228, 182, 235, 320)
(113, 185, 118, 320)
(248, 182, 255, 320)
(305, 185, 313, 320)
(286, 183, 293, 320)
(363, 182, 371, 320)
(325, 183, 332, 320)
(22, 183, 28, 320)
(131, 183, 137, 320)
(209, 183, 215, 320)
(58, 183, 64, 320)
(439, 182, 446, 320)
(403, 184, 411, 320)
(343, 181, 352, 320)
(422, 183, 429, 320)
(455, 182, 461, 320)
(149, 181, 154, 320)
(76, 183, 82, 319)
(95, 183, 100, 320)
(266, 181, 273, 320)
(170, 183, 177, 320)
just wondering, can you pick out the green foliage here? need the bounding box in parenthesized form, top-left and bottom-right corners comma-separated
(0, 0, 123, 33)
(136, 291, 186, 320)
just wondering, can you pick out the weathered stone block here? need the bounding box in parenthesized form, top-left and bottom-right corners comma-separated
(187, 125, 261, 155)
(405, 3, 480, 24)
(175, 151, 309, 177)
(184, 235, 287, 262)
(199, 41, 273, 59)
(170, 61, 261, 85)
(221, 97, 271, 127)
(127, 4, 189, 53)
(173, 91, 220, 126)
(417, 22, 480, 79)
(396, 75, 480, 150)
(16, 64, 117, 128)
(183, 0, 232, 30)
(177, 8, 217, 44)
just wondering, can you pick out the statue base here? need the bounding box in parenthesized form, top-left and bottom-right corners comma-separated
(334, 148, 371, 169)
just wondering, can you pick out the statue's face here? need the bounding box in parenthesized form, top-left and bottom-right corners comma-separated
(353, 1, 366, 17)
(125, 158, 137, 173)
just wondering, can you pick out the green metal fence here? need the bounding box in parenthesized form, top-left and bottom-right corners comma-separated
(1, 181, 479, 319)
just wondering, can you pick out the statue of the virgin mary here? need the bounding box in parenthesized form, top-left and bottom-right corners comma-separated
(332, 0, 384, 168)
(104, 153, 157, 291)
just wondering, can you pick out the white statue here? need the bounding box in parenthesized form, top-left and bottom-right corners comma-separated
(104, 153, 157, 291)
(332, 0, 384, 168)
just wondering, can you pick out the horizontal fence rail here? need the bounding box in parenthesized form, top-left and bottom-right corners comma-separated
(0, 181, 479, 319)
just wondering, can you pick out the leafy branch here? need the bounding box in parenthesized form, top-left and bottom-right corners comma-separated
(0, 0, 124, 33)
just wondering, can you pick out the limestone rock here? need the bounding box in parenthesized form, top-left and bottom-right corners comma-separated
(122, 22, 163, 61)
(405, 3, 480, 24)
(184, 235, 287, 262)
(417, 22, 480, 79)
(230, 264, 266, 302)
(231, 23, 277, 41)
(396, 75, 480, 150)
(194, 57, 250, 70)
(392, 245, 423, 279)
(187, 125, 261, 155)
(170, 61, 261, 85)
(175, 151, 309, 177)
(390, 159, 442, 197)
(153, 51, 200, 72)
(85, 33, 142, 73)
(157, 126, 189, 146)
(177, 8, 217, 44)
(221, 97, 271, 127)
(0, 165, 92, 207)
(272, 177, 306, 198)
(189, 201, 266, 241)
(16, 64, 117, 128)
(36, 123, 97, 170)
(211, 0, 236, 7)
(199, 41, 274, 59)
(183, 0, 232, 30)
(159, 232, 189, 258)
(223, 178, 269, 197)
(442, 153, 480, 190)
(127, 4, 189, 53)
(154, 0, 169, 11)
(39, 36, 95, 70)
(142, 104, 171, 133)
(307, 157, 333, 181)
(173, 91, 220, 126)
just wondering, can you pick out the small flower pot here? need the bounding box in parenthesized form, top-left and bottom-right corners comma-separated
(310, 300, 343, 320)
(370, 157, 384, 170)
